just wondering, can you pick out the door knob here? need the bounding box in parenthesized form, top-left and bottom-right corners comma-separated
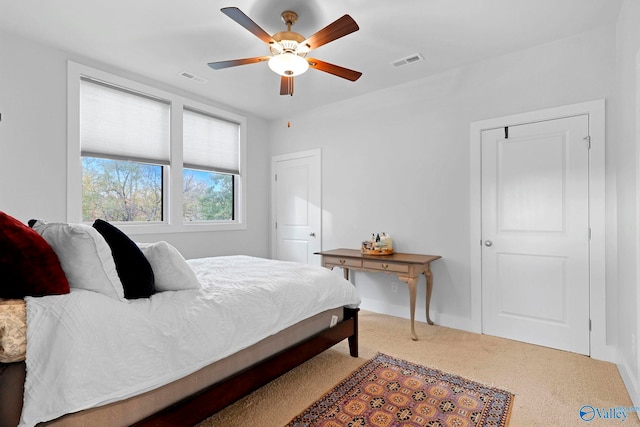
(484, 240, 493, 247)
(309, 232, 316, 237)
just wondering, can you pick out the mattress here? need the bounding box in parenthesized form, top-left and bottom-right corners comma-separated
(39, 307, 345, 426)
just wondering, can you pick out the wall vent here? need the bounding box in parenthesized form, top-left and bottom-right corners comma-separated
(179, 71, 208, 84)
(391, 53, 424, 68)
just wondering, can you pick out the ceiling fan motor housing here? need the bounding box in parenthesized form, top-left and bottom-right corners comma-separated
(270, 32, 307, 55)
(270, 10, 310, 56)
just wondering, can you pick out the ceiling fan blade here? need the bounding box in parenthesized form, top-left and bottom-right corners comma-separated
(302, 15, 359, 51)
(208, 56, 271, 70)
(307, 58, 362, 81)
(221, 7, 276, 45)
(280, 76, 294, 96)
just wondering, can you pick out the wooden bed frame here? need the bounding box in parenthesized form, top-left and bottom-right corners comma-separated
(131, 307, 359, 427)
(2, 308, 359, 427)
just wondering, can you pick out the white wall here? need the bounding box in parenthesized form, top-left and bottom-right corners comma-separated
(269, 26, 616, 332)
(612, 0, 640, 407)
(0, 30, 272, 260)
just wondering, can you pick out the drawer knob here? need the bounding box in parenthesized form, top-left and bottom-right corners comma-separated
(381, 264, 389, 269)
(339, 259, 346, 265)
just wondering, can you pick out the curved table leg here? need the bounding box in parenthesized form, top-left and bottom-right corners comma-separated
(406, 277, 418, 341)
(425, 268, 434, 325)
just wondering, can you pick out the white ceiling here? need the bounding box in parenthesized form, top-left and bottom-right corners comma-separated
(0, 0, 622, 120)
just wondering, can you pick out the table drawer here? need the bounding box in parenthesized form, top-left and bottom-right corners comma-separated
(325, 257, 362, 269)
(362, 260, 409, 274)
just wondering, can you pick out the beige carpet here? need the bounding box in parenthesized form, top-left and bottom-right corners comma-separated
(196, 311, 638, 427)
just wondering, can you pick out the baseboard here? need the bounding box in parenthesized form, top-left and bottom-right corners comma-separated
(359, 298, 474, 332)
(360, 298, 617, 362)
(593, 344, 617, 363)
(617, 349, 640, 422)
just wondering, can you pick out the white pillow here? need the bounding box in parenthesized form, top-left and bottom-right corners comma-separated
(32, 221, 125, 301)
(136, 241, 200, 292)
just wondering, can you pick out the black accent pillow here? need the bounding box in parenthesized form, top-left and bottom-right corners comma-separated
(92, 219, 155, 299)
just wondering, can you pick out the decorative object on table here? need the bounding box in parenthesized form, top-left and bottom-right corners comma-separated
(286, 352, 514, 427)
(361, 232, 393, 255)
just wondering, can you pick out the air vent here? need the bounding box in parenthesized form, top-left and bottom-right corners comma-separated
(179, 72, 208, 84)
(391, 53, 424, 68)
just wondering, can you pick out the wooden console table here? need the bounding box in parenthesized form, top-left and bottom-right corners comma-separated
(316, 249, 441, 341)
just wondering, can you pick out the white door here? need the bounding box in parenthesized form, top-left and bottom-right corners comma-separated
(481, 115, 590, 354)
(271, 149, 321, 264)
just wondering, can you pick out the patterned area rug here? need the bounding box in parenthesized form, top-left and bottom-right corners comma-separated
(287, 353, 513, 427)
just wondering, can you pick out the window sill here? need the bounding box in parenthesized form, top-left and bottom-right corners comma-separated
(104, 221, 247, 235)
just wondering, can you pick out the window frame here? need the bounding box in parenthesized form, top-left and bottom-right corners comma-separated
(67, 61, 247, 234)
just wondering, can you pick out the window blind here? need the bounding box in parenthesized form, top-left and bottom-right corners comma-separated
(80, 77, 171, 164)
(183, 108, 240, 175)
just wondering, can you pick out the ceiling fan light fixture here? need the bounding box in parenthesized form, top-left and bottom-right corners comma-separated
(268, 52, 309, 76)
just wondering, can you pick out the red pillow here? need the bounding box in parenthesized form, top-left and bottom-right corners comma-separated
(0, 211, 70, 298)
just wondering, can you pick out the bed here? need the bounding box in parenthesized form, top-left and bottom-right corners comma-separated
(0, 212, 360, 427)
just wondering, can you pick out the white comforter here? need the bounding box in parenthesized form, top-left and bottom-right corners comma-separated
(20, 256, 360, 427)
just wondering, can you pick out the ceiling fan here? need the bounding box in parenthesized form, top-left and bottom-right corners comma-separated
(207, 7, 362, 96)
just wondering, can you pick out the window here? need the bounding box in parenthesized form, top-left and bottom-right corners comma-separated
(67, 62, 247, 233)
(182, 108, 240, 222)
(82, 157, 164, 222)
(183, 169, 234, 221)
(80, 78, 170, 222)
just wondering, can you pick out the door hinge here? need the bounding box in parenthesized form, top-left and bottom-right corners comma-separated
(589, 319, 592, 331)
(588, 228, 592, 240)
(274, 173, 278, 181)
(275, 221, 277, 229)
(583, 135, 591, 149)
